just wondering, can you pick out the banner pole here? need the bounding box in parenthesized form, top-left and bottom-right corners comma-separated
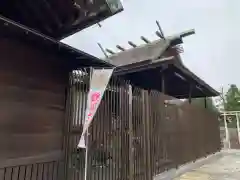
(84, 67, 92, 180)
(78, 66, 114, 179)
(84, 130, 89, 180)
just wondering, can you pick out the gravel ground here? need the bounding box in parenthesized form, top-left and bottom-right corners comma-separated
(174, 150, 240, 180)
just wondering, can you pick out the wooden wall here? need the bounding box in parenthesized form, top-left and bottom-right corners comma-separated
(0, 37, 68, 161)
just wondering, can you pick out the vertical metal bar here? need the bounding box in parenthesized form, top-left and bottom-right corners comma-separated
(145, 90, 152, 180)
(99, 80, 104, 180)
(42, 164, 45, 180)
(49, 163, 54, 180)
(141, 90, 147, 180)
(135, 89, 139, 180)
(136, 90, 139, 180)
(128, 85, 134, 180)
(161, 94, 166, 172)
(3, 168, 5, 180)
(72, 71, 78, 180)
(149, 91, 154, 175)
(117, 80, 121, 180)
(115, 78, 119, 180)
(124, 82, 129, 180)
(133, 89, 136, 180)
(106, 78, 111, 180)
(111, 79, 116, 179)
(137, 89, 141, 180)
(90, 103, 94, 180)
(153, 92, 157, 174)
(95, 95, 100, 180)
(119, 81, 123, 180)
(119, 82, 123, 180)
(29, 165, 33, 180)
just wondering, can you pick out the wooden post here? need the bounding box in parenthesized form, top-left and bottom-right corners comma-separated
(142, 90, 152, 180)
(161, 73, 165, 93)
(189, 84, 193, 103)
(204, 97, 207, 108)
(128, 85, 134, 180)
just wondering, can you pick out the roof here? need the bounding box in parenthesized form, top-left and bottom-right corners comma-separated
(0, 16, 219, 98)
(106, 29, 194, 66)
(0, 15, 113, 69)
(114, 56, 219, 98)
(0, 0, 123, 39)
(109, 31, 219, 98)
(108, 39, 171, 66)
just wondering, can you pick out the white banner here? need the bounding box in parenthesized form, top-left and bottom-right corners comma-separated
(78, 68, 114, 148)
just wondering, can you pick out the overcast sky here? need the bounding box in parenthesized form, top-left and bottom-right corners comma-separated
(63, 0, 240, 91)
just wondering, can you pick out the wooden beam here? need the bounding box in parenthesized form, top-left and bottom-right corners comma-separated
(0, 151, 63, 168)
(128, 41, 137, 48)
(105, 48, 115, 55)
(156, 20, 165, 39)
(41, 0, 63, 28)
(156, 31, 164, 39)
(140, 36, 150, 43)
(22, 0, 53, 33)
(180, 29, 195, 38)
(116, 45, 125, 51)
(97, 43, 108, 58)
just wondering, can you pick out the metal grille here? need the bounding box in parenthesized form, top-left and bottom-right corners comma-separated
(64, 69, 221, 180)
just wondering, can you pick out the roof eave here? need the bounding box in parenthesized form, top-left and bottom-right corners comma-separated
(174, 64, 220, 97)
(0, 15, 113, 68)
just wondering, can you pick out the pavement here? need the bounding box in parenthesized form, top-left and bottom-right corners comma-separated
(174, 150, 240, 180)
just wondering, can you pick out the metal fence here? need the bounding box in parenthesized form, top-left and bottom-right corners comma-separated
(63, 70, 221, 180)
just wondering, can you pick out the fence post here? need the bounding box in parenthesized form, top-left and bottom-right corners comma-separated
(142, 90, 152, 180)
(236, 113, 240, 145)
(63, 75, 74, 180)
(128, 85, 134, 180)
(223, 112, 230, 149)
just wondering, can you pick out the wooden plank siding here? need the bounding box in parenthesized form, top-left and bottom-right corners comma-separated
(0, 37, 68, 162)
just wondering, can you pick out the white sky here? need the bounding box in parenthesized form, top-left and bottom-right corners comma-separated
(63, 0, 240, 91)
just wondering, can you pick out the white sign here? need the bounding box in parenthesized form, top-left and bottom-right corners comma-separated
(78, 68, 114, 148)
